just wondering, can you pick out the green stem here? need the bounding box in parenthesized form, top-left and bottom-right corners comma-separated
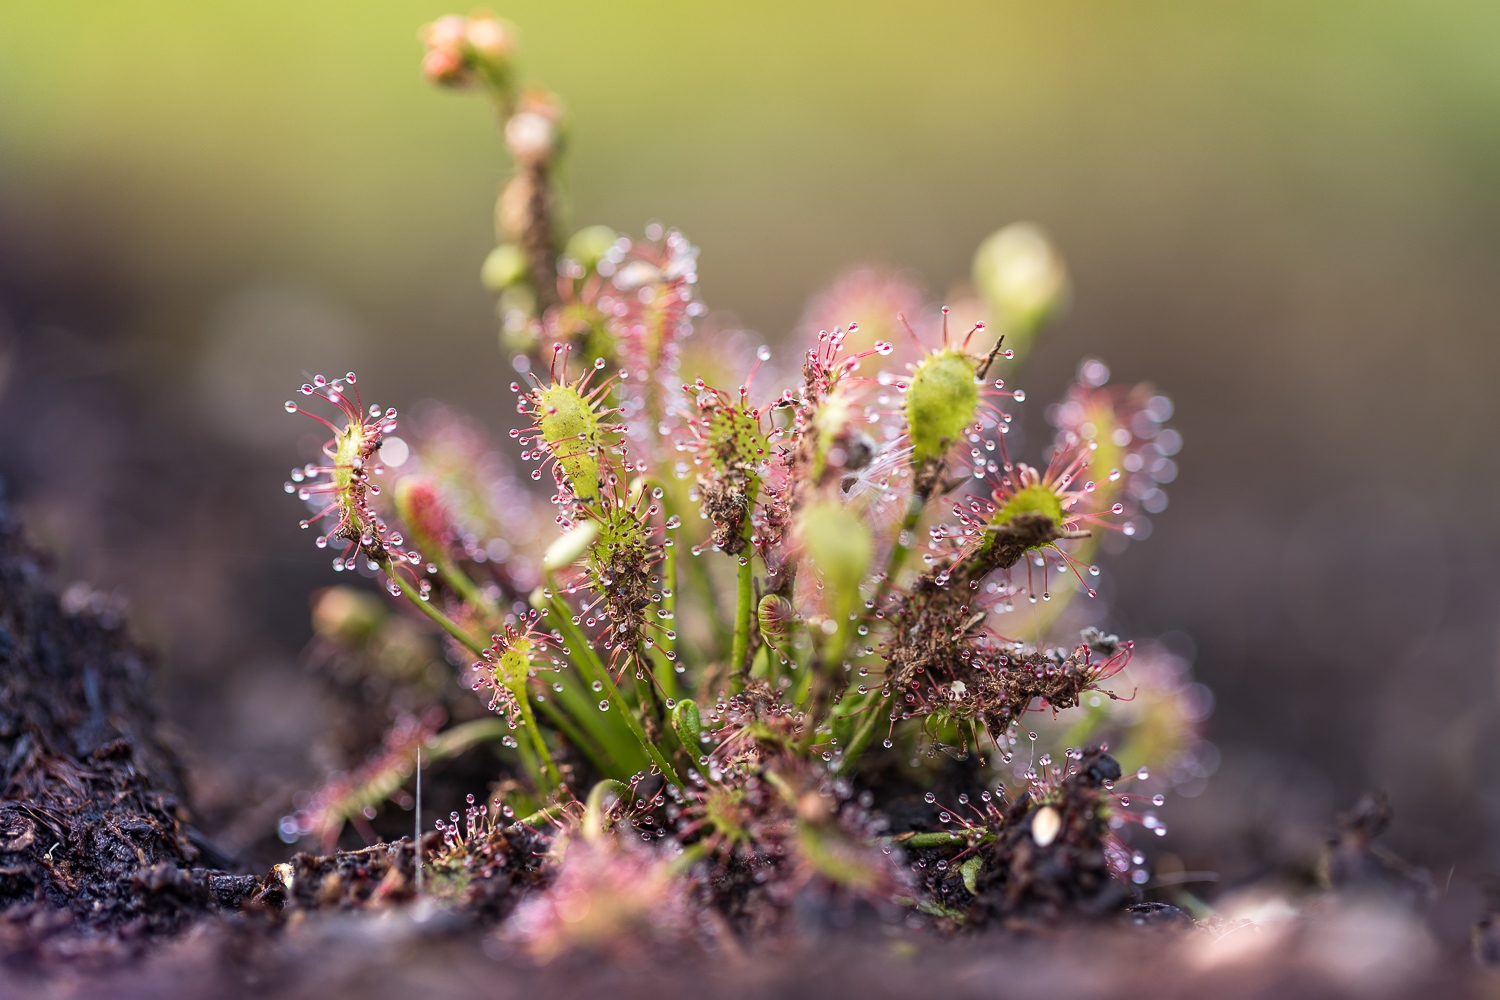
(834, 493, 927, 772)
(872, 494, 926, 611)
(730, 552, 754, 691)
(512, 716, 543, 787)
(592, 658, 681, 787)
(532, 692, 608, 773)
(386, 564, 487, 657)
(434, 555, 501, 625)
(546, 575, 682, 787)
(660, 525, 679, 696)
(837, 690, 889, 774)
(390, 563, 568, 786)
(537, 583, 641, 766)
(897, 830, 988, 849)
(515, 690, 561, 791)
(683, 541, 726, 665)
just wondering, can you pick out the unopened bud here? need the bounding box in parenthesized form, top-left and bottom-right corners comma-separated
(422, 46, 467, 84)
(797, 500, 872, 600)
(505, 111, 556, 166)
(481, 243, 529, 291)
(311, 586, 386, 646)
(393, 477, 451, 560)
(543, 519, 600, 571)
(464, 16, 517, 66)
(564, 225, 618, 272)
(419, 15, 471, 86)
(421, 15, 468, 51)
(972, 223, 1068, 360)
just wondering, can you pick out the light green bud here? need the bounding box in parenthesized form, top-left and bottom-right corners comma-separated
(757, 594, 796, 639)
(481, 243, 529, 291)
(311, 586, 385, 645)
(972, 223, 1068, 361)
(798, 501, 872, 604)
(564, 225, 618, 272)
(544, 519, 600, 571)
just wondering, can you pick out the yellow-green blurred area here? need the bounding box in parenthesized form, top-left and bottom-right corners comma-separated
(2, 2, 1499, 876)
(6, 2, 1498, 386)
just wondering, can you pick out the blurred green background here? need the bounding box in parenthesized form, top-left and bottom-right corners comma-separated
(2, 1, 1499, 881)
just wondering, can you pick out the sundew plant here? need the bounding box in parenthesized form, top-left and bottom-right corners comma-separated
(280, 11, 1204, 945)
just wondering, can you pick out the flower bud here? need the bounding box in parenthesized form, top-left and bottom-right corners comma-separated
(671, 698, 703, 752)
(311, 586, 386, 646)
(464, 15, 517, 67)
(393, 476, 450, 560)
(797, 500, 872, 602)
(422, 14, 468, 51)
(905, 349, 979, 465)
(419, 15, 471, 86)
(505, 111, 556, 166)
(544, 519, 600, 572)
(422, 45, 468, 85)
(564, 225, 618, 272)
(972, 223, 1068, 360)
(481, 243, 529, 291)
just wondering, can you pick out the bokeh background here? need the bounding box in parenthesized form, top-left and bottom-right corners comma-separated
(1, 0, 1498, 897)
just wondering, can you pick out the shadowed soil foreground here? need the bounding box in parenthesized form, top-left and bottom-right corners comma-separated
(0, 488, 1486, 999)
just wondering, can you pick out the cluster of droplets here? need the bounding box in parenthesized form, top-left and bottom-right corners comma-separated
(508, 346, 624, 506)
(284, 373, 424, 590)
(1031, 746, 1164, 884)
(435, 791, 521, 855)
(471, 611, 568, 729)
(1047, 358, 1179, 543)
